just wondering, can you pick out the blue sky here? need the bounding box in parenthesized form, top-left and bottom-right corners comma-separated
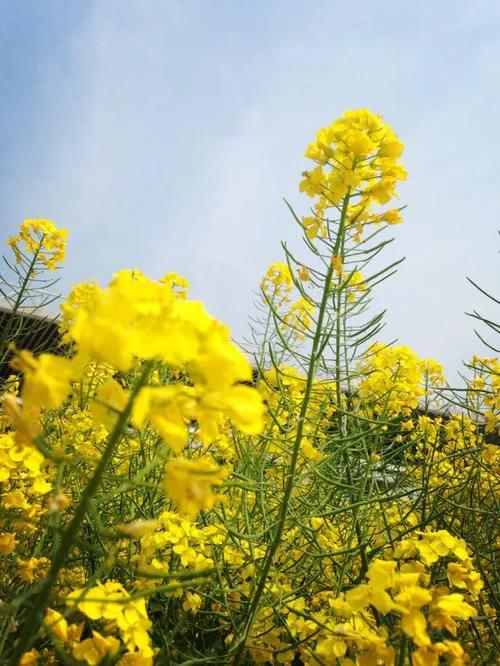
(1, 1, 499, 379)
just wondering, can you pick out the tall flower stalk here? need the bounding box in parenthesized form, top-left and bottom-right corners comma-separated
(234, 109, 408, 657)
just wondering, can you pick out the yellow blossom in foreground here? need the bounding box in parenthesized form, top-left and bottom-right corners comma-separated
(59, 281, 102, 341)
(447, 562, 484, 597)
(90, 377, 129, 431)
(429, 592, 476, 634)
(133, 381, 264, 452)
(11, 350, 76, 414)
(43, 608, 69, 643)
(10, 267, 264, 458)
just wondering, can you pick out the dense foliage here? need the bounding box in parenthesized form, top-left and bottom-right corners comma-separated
(0, 110, 498, 665)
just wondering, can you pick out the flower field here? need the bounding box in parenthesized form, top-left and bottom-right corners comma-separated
(0, 110, 498, 665)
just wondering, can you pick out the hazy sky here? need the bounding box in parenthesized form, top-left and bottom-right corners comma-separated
(1, 1, 499, 380)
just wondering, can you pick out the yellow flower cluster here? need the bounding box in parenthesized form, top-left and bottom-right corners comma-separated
(6, 269, 264, 459)
(258, 365, 332, 462)
(261, 262, 293, 301)
(136, 510, 218, 583)
(468, 356, 500, 434)
(0, 431, 50, 491)
(8, 219, 67, 270)
(240, 529, 482, 665)
(57, 407, 109, 459)
(357, 343, 444, 418)
(64, 581, 153, 663)
(410, 413, 498, 501)
(0, 429, 53, 558)
(59, 282, 102, 342)
(300, 109, 406, 240)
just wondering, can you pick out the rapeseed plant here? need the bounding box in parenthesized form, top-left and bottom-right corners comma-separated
(0, 109, 497, 665)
